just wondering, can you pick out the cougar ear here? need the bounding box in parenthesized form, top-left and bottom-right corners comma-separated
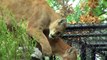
(58, 18, 67, 25)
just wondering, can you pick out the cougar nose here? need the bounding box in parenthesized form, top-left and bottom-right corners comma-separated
(51, 35, 55, 38)
(49, 34, 55, 39)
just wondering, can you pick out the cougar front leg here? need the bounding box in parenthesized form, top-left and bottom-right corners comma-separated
(28, 27, 52, 56)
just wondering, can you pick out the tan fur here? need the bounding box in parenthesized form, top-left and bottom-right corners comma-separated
(49, 38, 77, 60)
(0, 0, 67, 56)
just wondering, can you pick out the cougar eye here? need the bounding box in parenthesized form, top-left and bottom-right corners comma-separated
(55, 32, 61, 35)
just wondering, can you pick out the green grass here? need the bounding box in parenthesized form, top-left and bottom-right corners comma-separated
(0, 8, 36, 60)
